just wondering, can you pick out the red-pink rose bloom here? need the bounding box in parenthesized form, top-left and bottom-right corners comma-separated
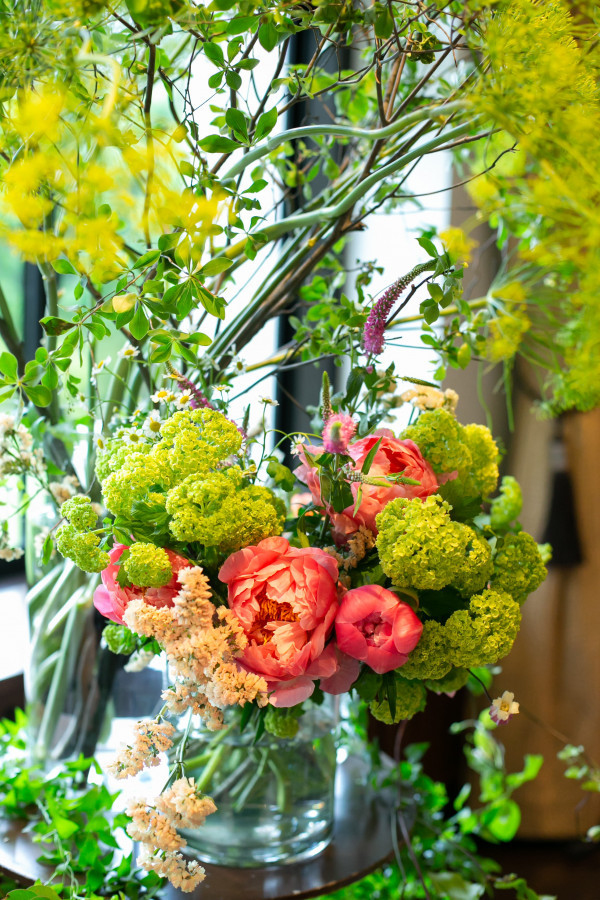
(295, 430, 440, 544)
(335, 584, 423, 674)
(219, 536, 359, 707)
(93, 543, 192, 625)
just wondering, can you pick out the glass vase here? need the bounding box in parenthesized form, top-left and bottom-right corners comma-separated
(178, 699, 338, 867)
(24, 558, 165, 767)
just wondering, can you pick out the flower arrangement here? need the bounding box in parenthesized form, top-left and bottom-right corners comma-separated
(51, 373, 549, 889)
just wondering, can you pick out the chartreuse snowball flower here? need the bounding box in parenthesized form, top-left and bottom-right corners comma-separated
(490, 475, 523, 529)
(369, 676, 427, 723)
(264, 705, 303, 739)
(123, 543, 173, 588)
(102, 455, 166, 518)
(100, 408, 244, 521)
(95, 438, 146, 482)
(444, 588, 521, 669)
(451, 531, 493, 598)
(461, 423, 500, 500)
(492, 532, 547, 602)
(401, 409, 499, 501)
(424, 666, 470, 695)
(401, 408, 469, 476)
(400, 620, 453, 681)
(166, 468, 285, 551)
(402, 589, 521, 678)
(60, 495, 98, 530)
(56, 524, 110, 573)
(376, 494, 486, 592)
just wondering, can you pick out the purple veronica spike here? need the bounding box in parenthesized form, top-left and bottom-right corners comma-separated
(362, 262, 435, 356)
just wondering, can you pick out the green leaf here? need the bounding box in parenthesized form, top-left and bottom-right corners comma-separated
(51, 258, 77, 275)
(208, 71, 223, 89)
(483, 798, 521, 841)
(41, 533, 54, 566)
(417, 235, 439, 258)
(150, 342, 172, 363)
(429, 872, 485, 900)
(226, 16, 256, 35)
(129, 305, 149, 341)
(0, 351, 18, 381)
(203, 41, 224, 67)
(41, 366, 59, 390)
(225, 70, 242, 91)
(40, 316, 74, 337)
(258, 22, 278, 51)
(361, 437, 383, 476)
(24, 385, 52, 407)
(132, 249, 161, 269)
(179, 160, 195, 177)
(254, 107, 277, 142)
(198, 257, 234, 276)
(199, 134, 240, 153)
(53, 817, 79, 840)
(226, 108, 249, 143)
(158, 232, 181, 251)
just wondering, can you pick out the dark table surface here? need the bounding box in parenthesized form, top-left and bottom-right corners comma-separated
(0, 754, 396, 899)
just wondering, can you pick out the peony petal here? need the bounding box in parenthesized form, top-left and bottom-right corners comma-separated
(320, 650, 360, 695)
(93, 585, 123, 624)
(268, 676, 316, 707)
(392, 603, 423, 654)
(335, 621, 368, 661)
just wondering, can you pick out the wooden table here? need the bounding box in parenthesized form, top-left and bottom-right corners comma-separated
(0, 755, 396, 899)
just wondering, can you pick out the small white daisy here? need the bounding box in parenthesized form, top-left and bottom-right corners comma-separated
(122, 429, 146, 446)
(213, 384, 231, 393)
(119, 344, 140, 360)
(151, 388, 176, 403)
(230, 354, 247, 374)
(143, 411, 163, 438)
(259, 396, 279, 406)
(175, 391, 193, 407)
(92, 357, 111, 375)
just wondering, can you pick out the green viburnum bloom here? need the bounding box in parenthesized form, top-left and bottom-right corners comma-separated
(376, 494, 478, 591)
(60, 495, 97, 530)
(424, 667, 470, 695)
(123, 542, 173, 588)
(490, 475, 523, 530)
(100, 408, 244, 521)
(166, 468, 285, 551)
(443, 588, 521, 669)
(451, 531, 493, 598)
(264, 705, 303, 739)
(401, 409, 499, 502)
(370, 677, 427, 723)
(55, 523, 109, 573)
(491, 532, 547, 603)
(400, 621, 454, 681)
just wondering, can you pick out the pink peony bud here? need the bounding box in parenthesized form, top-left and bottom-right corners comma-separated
(323, 413, 356, 454)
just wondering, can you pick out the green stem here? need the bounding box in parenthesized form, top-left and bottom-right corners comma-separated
(261, 122, 475, 241)
(222, 100, 466, 181)
(33, 590, 90, 762)
(104, 354, 134, 425)
(233, 749, 269, 813)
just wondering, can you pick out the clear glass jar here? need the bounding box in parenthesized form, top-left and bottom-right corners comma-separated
(178, 699, 338, 867)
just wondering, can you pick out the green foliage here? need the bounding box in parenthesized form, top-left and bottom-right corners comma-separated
(0, 712, 162, 899)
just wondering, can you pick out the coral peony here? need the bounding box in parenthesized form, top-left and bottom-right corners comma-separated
(335, 584, 423, 674)
(93, 543, 192, 625)
(219, 536, 358, 706)
(296, 430, 440, 544)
